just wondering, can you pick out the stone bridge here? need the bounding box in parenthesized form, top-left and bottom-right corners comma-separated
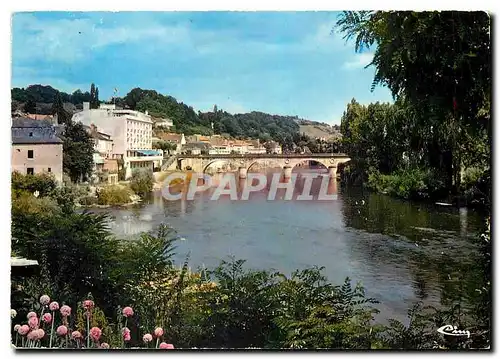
(167, 153, 351, 178)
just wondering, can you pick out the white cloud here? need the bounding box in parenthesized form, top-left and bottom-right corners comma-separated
(12, 13, 189, 63)
(342, 53, 374, 70)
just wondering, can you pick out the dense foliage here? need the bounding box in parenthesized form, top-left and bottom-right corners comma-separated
(112, 88, 303, 148)
(129, 170, 154, 198)
(336, 11, 490, 205)
(12, 85, 92, 106)
(96, 185, 134, 206)
(61, 120, 95, 183)
(11, 175, 491, 349)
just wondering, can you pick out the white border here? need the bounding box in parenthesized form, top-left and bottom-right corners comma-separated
(1, 1, 498, 359)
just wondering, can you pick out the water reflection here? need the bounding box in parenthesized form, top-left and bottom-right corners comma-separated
(91, 174, 483, 323)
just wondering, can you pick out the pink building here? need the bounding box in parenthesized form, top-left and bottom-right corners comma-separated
(11, 118, 63, 183)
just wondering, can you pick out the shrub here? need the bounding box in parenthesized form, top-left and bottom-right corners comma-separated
(79, 195, 98, 206)
(367, 168, 447, 200)
(96, 185, 133, 205)
(130, 170, 154, 198)
(11, 193, 60, 218)
(11, 172, 57, 198)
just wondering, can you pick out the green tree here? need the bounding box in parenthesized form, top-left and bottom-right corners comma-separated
(11, 171, 57, 198)
(95, 87, 100, 108)
(51, 91, 70, 124)
(130, 169, 154, 198)
(23, 97, 36, 114)
(90, 83, 100, 109)
(61, 120, 95, 182)
(336, 11, 491, 194)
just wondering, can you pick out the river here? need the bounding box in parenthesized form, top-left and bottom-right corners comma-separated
(90, 169, 485, 324)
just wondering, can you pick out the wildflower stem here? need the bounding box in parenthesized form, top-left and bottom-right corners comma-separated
(86, 312, 90, 348)
(122, 318, 128, 349)
(22, 337, 24, 348)
(156, 338, 159, 349)
(49, 311, 55, 348)
(15, 333, 18, 347)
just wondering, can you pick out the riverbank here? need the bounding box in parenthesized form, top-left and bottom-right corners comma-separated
(340, 166, 490, 212)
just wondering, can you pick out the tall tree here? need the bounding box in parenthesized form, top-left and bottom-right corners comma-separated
(51, 92, 70, 124)
(23, 97, 36, 114)
(89, 83, 100, 109)
(61, 120, 95, 182)
(90, 83, 96, 107)
(95, 87, 100, 108)
(336, 11, 491, 193)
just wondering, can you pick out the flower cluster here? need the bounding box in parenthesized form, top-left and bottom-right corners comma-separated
(12, 294, 175, 350)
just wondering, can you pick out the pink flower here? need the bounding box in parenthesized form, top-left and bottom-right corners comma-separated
(122, 327, 131, 342)
(143, 333, 153, 343)
(60, 305, 71, 317)
(49, 301, 59, 311)
(14, 324, 21, 332)
(28, 316, 39, 329)
(39, 295, 50, 306)
(165, 343, 174, 349)
(122, 306, 134, 317)
(154, 327, 164, 337)
(42, 313, 52, 324)
(159, 342, 174, 349)
(100, 343, 110, 349)
(27, 330, 37, 341)
(83, 300, 94, 311)
(90, 327, 102, 342)
(71, 331, 82, 340)
(56, 325, 68, 336)
(18, 325, 30, 336)
(36, 329, 45, 340)
(27, 311, 37, 319)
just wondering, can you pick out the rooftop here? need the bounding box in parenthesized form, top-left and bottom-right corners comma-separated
(12, 117, 63, 144)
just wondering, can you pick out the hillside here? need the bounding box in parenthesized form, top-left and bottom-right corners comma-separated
(12, 85, 324, 149)
(298, 121, 341, 140)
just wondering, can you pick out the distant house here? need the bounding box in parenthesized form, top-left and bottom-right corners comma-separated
(11, 118, 63, 183)
(154, 118, 174, 129)
(181, 142, 211, 155)
(158, 133, 186, 153)
(83, 124, 119, 184)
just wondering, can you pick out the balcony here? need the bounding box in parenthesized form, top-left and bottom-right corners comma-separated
(126, 149, 163, 162)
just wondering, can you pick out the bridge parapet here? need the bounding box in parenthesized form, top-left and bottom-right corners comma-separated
(177, 153, 350, 159)
(174, 153, 351, 173)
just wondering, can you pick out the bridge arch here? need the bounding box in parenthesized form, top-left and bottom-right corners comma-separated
(247, 159, 283, 172)
(288, 158, 336, 170)
(203, 159, 238, 174)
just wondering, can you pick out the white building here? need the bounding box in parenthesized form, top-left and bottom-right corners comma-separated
(72, 103, 163, 179)
(247, 146, 267, 154)
(154, 118, 174, 129)
(209, 146, 231, 155)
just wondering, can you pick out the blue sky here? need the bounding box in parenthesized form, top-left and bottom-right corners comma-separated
(11, 11, 393, 124)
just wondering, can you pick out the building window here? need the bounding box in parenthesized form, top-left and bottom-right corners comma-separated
(27, 168, 34, 175)
(47, 167, 51, 173)
(28, 150, 34, 159)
